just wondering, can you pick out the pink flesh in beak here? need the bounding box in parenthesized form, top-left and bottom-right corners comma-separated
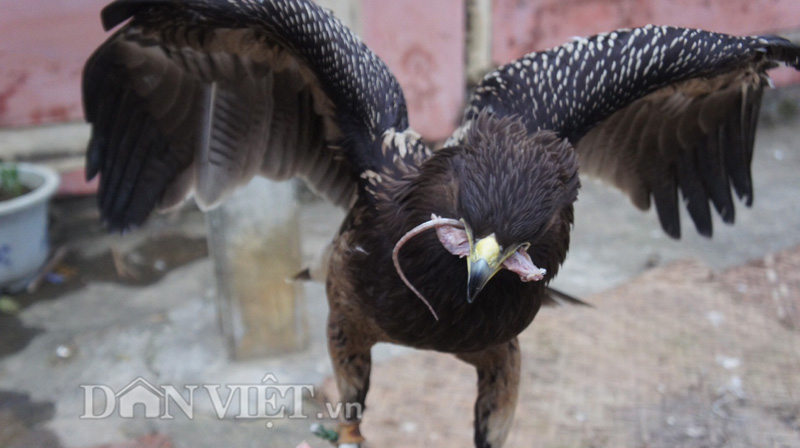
(435, 225, 547, 282)
(503, 247, 546, 281)
(435, 223, 470, 257)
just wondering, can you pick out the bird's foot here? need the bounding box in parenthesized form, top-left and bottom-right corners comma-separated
(337, 421, 365, 446)
(311, 422, 364, 447)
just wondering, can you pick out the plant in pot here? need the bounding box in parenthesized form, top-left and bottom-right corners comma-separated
(0, 162, 59, 292)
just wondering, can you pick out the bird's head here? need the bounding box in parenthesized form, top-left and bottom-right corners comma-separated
(396, 114, 580, 305)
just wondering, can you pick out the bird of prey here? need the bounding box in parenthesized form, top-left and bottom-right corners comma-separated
(82, 0, 800, 446)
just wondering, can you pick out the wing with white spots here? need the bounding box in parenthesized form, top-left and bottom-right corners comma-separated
(84, 0, 411, 230)
(453, 26, 800, 238)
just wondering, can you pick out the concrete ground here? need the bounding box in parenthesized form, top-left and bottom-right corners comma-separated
(0, 88, 799, 448)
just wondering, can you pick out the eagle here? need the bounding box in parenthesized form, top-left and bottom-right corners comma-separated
(82, 0, 800, 446)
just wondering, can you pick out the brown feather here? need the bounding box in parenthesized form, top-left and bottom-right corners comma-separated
(575, 68, 768, 237)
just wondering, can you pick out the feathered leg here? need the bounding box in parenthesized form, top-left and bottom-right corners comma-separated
(326, 309, 374, 447)
(457, 338, 521, 448)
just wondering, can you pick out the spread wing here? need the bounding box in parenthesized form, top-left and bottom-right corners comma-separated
(84, 0, 412, 231)
(452, 26, 800, 238)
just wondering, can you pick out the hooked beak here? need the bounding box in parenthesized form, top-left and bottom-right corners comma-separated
(466, 232, 504, 303)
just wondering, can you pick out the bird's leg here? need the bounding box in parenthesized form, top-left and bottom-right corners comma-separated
(326, 311, 374, 446)
(457, 338, 521, 448)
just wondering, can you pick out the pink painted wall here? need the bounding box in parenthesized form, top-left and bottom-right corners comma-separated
(1, 0, 467, 142)
(1, 0, 798, 132)
(363, 0, 466, 142)
(0, 0, 108, 128)
(492, 0, 800, 85)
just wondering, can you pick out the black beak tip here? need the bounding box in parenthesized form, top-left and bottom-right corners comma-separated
(466, 259, 491, 304)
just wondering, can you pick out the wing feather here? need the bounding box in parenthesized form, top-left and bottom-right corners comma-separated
(84, 0, 410, 230)
(578, 70, 772, 236)
(453, 26, 800, 238)
(676, 148, 712, 236)
(699, 121, 735, 222)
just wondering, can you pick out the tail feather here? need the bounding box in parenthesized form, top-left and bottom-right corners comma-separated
(544, 287, 593, 308)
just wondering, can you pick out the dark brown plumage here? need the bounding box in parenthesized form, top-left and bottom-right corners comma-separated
(351, 115, 578, 352)
(82, 1, 800, 446)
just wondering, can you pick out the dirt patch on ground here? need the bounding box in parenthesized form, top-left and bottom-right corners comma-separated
(721, 248, 800, 331)
(320, 246, 800, 447)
